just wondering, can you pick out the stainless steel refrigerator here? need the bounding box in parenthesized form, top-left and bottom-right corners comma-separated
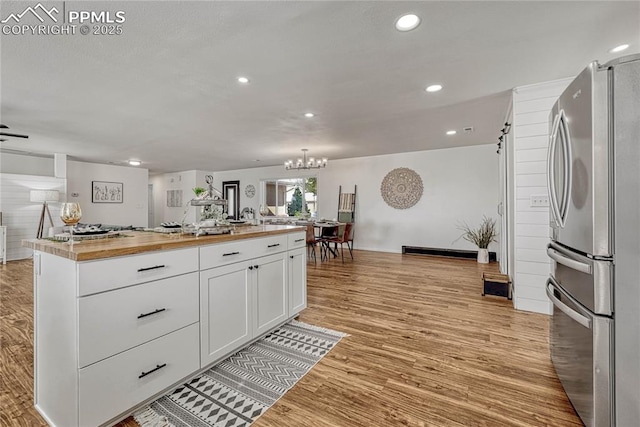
(546, 54, 640, 427)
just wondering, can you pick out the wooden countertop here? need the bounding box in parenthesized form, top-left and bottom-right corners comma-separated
(22, 225, 304, 261)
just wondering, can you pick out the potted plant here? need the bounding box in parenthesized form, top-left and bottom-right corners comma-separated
(192, 187, 207, 198)
(457, 216, 498, 263)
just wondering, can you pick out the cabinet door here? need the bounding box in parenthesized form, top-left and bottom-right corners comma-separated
(254, 253, 288, 336)
(200, 261, 252, 367)
(288, 248, 307, 316)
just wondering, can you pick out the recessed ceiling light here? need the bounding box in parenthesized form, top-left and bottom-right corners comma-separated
(426, 84, 443, 93)
(395, 14, 420, 32)
(237, 76, 250, 84)
(609, 44, 629, 53)
(128, 160, 141, 166)
(446, 130, 457, 135)
(304, 112, 315, 118)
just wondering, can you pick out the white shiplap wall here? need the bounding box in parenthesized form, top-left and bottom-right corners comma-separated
(0, 174, 66, 260)
(511, 78, 573, 314)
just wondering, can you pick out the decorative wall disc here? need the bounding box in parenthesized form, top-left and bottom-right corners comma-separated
(380, 167, 423, 209)
(244, 184, 256, 198)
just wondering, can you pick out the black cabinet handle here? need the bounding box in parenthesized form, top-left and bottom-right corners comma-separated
(137, 265, 166, 272)
(223, 251, 240, 257)
(137, 308, 166, 319)
(267, 243, 280, 248)
(138, 363, 167, 379)
(254, 265, 259, 269)
(294, 238, 304, 243)
(290, 255, 294, 259)
(249, 266, 254, 270)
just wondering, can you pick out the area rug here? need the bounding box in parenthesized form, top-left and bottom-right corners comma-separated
(134, 320, 346, 427)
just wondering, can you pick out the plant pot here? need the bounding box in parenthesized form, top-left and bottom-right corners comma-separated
(477, 248, 489, 264)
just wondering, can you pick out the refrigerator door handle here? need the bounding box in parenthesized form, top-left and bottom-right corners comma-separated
(547, 246, 592, 274)
(548, 112, 563, 227)
(558, 111, 573, 226)
(546, 278, 592, 329)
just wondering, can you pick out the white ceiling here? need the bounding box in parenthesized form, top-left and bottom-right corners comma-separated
(1, 1, 639, 173)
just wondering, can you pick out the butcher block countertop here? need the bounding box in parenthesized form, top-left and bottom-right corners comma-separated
(22, 225, 304, 261)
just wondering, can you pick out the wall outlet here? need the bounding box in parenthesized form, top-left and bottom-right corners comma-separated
(530, 195, 549, 207)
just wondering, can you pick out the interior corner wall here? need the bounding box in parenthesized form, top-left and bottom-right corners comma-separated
(150, 170, 215, 226)
(0, 173, 66, 260)
(66, 161, 149, 227)
(212, 144, 499, 254)
(511, 77, 573, 315)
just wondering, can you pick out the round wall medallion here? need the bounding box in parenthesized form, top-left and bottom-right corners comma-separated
(380, 167, 423, 209)
(244, 184, 256, 198)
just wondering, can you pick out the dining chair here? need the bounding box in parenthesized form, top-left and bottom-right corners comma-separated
(321, 223, 353, 263)
(305, 224, 319, 263)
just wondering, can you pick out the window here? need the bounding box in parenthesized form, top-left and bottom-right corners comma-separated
(260, 177, 317, 218)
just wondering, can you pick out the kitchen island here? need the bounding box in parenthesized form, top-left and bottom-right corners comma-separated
(23, 225, 307, 427)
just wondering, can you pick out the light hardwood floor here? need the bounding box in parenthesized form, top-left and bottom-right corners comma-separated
(1, 251, 582, 427)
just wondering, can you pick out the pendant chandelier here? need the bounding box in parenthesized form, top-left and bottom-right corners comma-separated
(284, 149, 328, 170)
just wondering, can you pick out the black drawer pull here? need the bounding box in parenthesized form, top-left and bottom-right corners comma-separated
(137, 308, 166, 319)
(249, 266, 254, 270)
(267, 243, 280, 248)
(137, 265, 166, 272)
(290, 255, 294, 259)
(223, 251, 240, 256)
(138, 363, 167, 379)
(294, 238, 304, 243)
(254, 265, 259, 269)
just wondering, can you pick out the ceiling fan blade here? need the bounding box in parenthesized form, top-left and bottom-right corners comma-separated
(0, 132, 29, 139)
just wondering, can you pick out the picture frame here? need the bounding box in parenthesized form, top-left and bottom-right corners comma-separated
(92, 181, 123, 203)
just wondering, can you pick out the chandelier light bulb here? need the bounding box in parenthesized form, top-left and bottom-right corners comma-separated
(284, 149, 329, 170)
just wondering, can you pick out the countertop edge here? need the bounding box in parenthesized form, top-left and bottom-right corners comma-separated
(22, 226, 305, 261)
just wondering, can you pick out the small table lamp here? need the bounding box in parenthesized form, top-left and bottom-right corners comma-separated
(30, 190, 60, 239)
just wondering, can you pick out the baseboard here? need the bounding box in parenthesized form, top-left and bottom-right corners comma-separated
(402, 246, 497, 262)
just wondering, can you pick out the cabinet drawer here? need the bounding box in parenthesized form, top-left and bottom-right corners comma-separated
(78, 272, 199, 368)
(79, 323, 199, 427)
(288, 231, 306, 250)
(200, 239, 255, 270)
(254, 234, 288, 258)
(78, 247, 199, 296)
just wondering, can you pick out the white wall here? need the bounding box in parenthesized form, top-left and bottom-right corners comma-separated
(214, 144, 499, 254)
(511, 77, 573, 315)
(0, 173, 66, 260)
(66, 161, 149, 227)
(0, 152, 55, 176)
(150, 170, 215, 226)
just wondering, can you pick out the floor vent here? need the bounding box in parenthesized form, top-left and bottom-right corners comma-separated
(402, 246, 497, 262)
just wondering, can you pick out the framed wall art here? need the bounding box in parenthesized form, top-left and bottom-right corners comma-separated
(92, 181, 123, 204)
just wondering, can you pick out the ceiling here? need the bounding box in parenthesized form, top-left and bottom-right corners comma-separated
(1, 1, 639, 173)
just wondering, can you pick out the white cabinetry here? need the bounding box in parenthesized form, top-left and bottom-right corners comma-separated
(34, 250, 200, 427)
(254, 252, 288, 335)
(200, 252, 288, 366)
(79, 324, 199, 427)
(33, 229, 306, 427)
(288, 247, 307, 316)
(200, 261, 253, 366)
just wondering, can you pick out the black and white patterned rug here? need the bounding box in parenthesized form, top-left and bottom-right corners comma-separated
(134, 320, 346, 427)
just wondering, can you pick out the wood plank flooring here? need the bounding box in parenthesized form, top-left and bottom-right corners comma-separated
(0, 251, 582, 427)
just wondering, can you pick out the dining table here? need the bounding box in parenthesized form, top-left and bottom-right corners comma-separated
(312, 222, 344, 260)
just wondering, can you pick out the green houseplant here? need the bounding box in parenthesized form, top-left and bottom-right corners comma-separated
(192, 187, 207, 198)
(457, 216, 498, 263)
